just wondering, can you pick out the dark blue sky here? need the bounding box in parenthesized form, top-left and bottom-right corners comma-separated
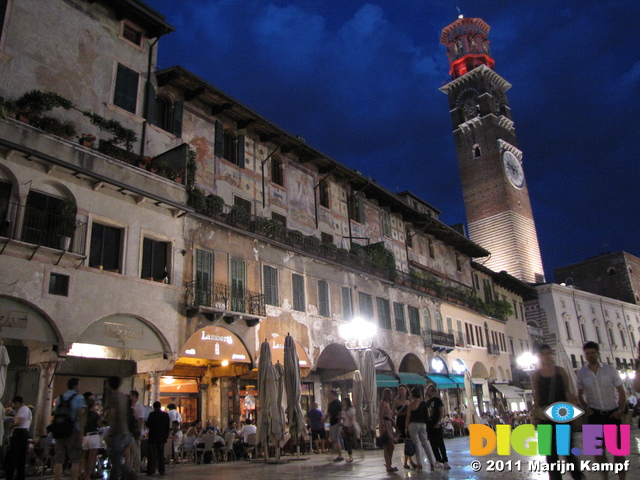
(144, 0, 640, 283)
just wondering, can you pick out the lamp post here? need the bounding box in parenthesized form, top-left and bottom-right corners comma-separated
(339, 316, 378, 352)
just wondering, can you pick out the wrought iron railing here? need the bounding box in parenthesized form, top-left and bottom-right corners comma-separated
(2, 202, 87, 254)
(184, 280, 266, 316)
(487, 343, 501, 356)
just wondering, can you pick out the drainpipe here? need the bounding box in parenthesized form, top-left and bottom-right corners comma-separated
(139, 36, 161, 159)
(261, 141, 286, 208)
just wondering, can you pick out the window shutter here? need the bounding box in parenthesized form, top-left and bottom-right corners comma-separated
(237, 134, 245, 168)
(318, 280, 329, 317)
(114, 63, 139, 114)
(341, 287, 353, 320)
(172, 100, 184, 137)
(231, 258, 246, 312)
(195, 249, 212, 306)
(145, 82, 157, 125)
(292, 274, 305, 312)
(263, 265, 278, 306)
(214, 120, 224, 157)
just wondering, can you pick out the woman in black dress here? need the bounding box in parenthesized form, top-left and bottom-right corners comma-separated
(393, 385, 417, 469)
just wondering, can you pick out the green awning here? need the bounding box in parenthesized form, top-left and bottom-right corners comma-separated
(447, 374, 465, 387)
(376, 373, 399, 388)
(426, 373, 459, 389)
(397, 372, 427, 385)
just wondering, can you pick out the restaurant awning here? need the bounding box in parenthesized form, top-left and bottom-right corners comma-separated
(447, 374, 465, 387)
(425, 373, 459, 389)
(492, 383, 525, 400)
(397, 372, 427, 385)
(376, 373, 399, 388)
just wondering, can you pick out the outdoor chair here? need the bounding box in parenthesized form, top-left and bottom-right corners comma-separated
(244, 433, 257, 459)
(216, 433, 236, 461)
(195, 434, 217, 464)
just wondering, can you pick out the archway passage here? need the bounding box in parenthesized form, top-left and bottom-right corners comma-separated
(398, 353, 427, 385)
(316, 343, 357, 372)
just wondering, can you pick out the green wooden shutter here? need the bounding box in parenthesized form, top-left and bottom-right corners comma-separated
(214, 120, 224, 157)
(195, 249, 212, 306)
(172, 100, 184, 137)
(114, 63, 139, 114)
(318, 280, 329, 317)
(237, 134, 245, 168)
(292, 274, 305, 312)
(263, 265, 278, 306)
(341, 287, 353, 320)
(231, 258, 245, 312)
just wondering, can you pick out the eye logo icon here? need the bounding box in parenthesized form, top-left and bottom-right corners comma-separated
(543, 402, 585, 423)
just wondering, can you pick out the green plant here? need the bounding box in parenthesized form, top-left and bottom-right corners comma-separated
(56, 197, 77, 237)
(186, 148, 197, 191)
(0, 98, 17, 119)
(483, 299, 514, 321)
(36, 116, 77, 138)
(187, 188, 206, 213)
(205, 194, 224, 216)
(15, 90, 73, 120)
(82, 111, 137, 150)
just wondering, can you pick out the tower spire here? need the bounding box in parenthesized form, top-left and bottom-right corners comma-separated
(440, 17, 495, 79)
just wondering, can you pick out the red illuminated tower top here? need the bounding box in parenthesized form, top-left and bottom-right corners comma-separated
(440, 15, 495, 79)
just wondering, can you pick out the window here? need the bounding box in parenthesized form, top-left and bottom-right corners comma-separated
(271, 157, 284, 186)
(318, 280, 330, 317)
(509, 338, 515, 354)
(214, 121, 245, 167)
(263, 265, 278, 307)
(580, 324, 586, 342)
(377, 298, 392, 330)
(595, 326, 602, 343)
(455, 254, 462, 271)
(408, 306, 420, 335)
(571, 354, 577, 369)
(473, 144, 482, 158)
(482, 279, 493, 303)
(319, 180, 330, 208)
(348, 195, 365, 224)
(271, 212, 287, 229)
(358, 292, 374, 319)
(0, 179, 10, 237)
(473, 274, 480, 290)
(153, 95, 183, 136)
(513, 300, 518, 319)
(21, 191, 69, 249)
(320, 232, 333, 244)
(457, 320, 464, 345)
(230, 258, 246, 312)
(292, 273, 305, 312)
(195, 249, 213, 306)
(381, 210, 391, 237)
(446, 316, 453, 335)
(619, 329, 627, 347)
(0, 0, 9, 45)
(89, 223, 122, 273)
(48, 273, 69, 296)
(114, 63, 139, 114)
(435, 312, 444, 332)
(406, 229, 412, 248)
(394, 303, 406, 332)
(341, 287, 353, 320)
(423, 309, 431, 331)
(428, 238, 435, 259)
(141, 237, 169, 282)
(121, 21, 144, 47)
(233, 196, 252, 217)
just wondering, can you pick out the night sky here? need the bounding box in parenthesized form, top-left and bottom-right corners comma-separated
(144, 0, 640, 283)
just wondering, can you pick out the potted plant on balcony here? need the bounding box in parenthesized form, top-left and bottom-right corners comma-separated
(56, 197, 77, 251)
(78, 133, 96, 148)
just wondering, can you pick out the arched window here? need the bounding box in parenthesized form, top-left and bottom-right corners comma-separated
(435, 311, 444, 332)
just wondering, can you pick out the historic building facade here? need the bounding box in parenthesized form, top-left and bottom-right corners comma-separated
(0, 1, 536, 432)
(439, 16, 545, 284)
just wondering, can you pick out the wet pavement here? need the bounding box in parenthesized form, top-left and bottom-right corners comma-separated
(39, 425, 639, 480)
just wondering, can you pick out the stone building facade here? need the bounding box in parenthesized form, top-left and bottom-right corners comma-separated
(0, 0, 535, 433)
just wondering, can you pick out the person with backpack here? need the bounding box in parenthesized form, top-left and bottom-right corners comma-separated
(53, 378, 86, 480)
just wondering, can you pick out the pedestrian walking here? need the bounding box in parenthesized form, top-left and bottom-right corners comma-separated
(129, 391, 145, 473)
(323, 390, 343, 462)
(306, 402, 326, 453)
(54, 378, 86, 480)
(341, 398, 357, 463)
(82, 397, 102, 480)
(425, 384, 451, 469)
(104, 376, 138, 480)
(577, 341, 627, 480)
(4, 396, 32, 480)
(145, 401, 170, 475)
(406, 387, 436, 472)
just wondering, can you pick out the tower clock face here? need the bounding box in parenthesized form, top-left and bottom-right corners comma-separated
(502, 151, 524, 188)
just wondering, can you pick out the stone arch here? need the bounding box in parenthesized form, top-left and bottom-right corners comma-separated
(0, 294, 63, 345)
(398, 353, 426, 374)
(471, 361, 489, 378)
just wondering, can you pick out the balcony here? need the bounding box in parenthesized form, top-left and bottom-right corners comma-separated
(184, 280, 265, 327)
(1, 202, 87, 263)
(487, 343, 501, 356)
(427, 330, 455, 353)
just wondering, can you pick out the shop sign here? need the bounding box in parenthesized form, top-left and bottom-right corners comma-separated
(0, 309, 28, 329)
(103, 322, 143, 340)
(181, 326, 251, 363)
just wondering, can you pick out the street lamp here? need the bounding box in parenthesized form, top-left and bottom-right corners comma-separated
(339, 316, 378, 350)
(517, 352, 539, 372)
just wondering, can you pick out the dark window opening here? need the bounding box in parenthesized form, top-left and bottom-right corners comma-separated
(394, 302, 406, 333)
(292, 273, 305, 312)
(318, 280, 330, 317)
(321, 232, 333, 244)
(89, 223, 122, 273)
(0, 179, 12, 237)
(233, 196, 252, 215)
(271, 212, 287, 229)
(49, 273, 69, 296)
(114, 63, 139, 114)
(348, 195, 365, 224)
(341, 287, 353, 320)
(263, 265, 278, 307)
(376, 297, 392, 330)
(21, 191, 68, 249)
(122, 22, 143, 46)
(408, 306, 420, 335)
(319, 181, 330, 208)
(271, 157, 284, 186)
(142, 238, 169, 282)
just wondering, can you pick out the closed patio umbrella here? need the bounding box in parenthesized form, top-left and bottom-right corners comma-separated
(362, 348, 377, 437)
(284, 335, 306, 455)
(0, 344, 9, 443)
(257, 340, 272, 450)
(352, 369, 364, 432)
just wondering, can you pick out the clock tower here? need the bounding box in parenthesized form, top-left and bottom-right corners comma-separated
(439, 16, 545, 283)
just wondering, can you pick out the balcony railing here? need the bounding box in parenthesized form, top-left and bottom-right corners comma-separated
(184, 280, 266, 317)
(3, 202, 87, 255)
(487, 343, 501, 356)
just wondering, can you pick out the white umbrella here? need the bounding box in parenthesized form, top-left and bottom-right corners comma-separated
(267, 362, 285, 462)
(0, 344, 9, 443)
(362, 349, 377, 437)
(284, 335, 306, 456)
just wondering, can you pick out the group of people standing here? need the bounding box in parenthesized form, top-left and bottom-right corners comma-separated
(379, 384, 450, 473)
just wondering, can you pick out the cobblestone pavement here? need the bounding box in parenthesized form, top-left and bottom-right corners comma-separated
(40, 425, 640, 480)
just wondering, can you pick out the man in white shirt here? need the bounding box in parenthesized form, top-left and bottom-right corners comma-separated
(128, 390, 145, 473)
(167, 403, 182, 426)
(577, 341, 627, 480)
(5, 396, 32, 480)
